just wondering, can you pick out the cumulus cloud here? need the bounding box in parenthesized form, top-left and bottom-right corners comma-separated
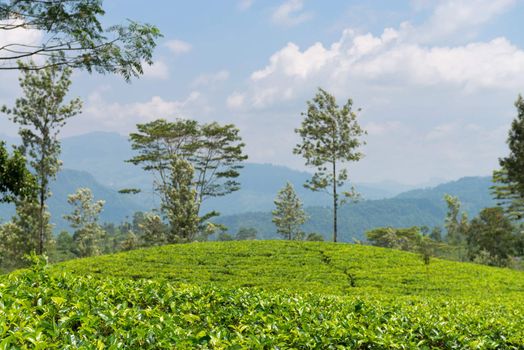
(271, 0, 313, 26)
(222, 0, 522, 184)
(226, 92, 246, 110)
(242, 13, 524, 109)
(142, 60, 170, 80)
(165, 39, 192, 56)
(75, 89, 205, 135)
(415, 0, 516, 43)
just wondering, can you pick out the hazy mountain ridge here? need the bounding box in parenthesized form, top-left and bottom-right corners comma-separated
(0, 132, 495, 239)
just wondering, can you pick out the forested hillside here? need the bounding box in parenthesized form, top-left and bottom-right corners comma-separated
(216, 177, 494, 241)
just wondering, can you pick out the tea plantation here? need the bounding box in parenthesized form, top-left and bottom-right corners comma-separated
(1, 241, 524, 348)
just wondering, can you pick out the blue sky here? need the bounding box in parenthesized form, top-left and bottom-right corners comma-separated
(1, 0, 524, 185)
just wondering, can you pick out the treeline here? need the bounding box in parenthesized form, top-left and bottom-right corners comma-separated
(366, 196, 524, 268)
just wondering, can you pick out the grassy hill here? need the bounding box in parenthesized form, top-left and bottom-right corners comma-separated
(3, 241, 524, 348)
(55, 241, 524, 298)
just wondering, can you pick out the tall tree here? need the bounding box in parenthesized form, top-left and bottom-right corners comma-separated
(127, 118, 247, 236)
(0, 200, 51, 270)
(63, 188, 105, 258)
(0, 141, 35, 203)
(163, 157, 200, 242)
(294, 88, 365, 242)
(2, 60, 82, 254)
(491, 169, 524, 220)
(0, 0, 161, 80)
(467, 207, 515, 266)
(443, 194, 469, 245)
(493, 95, 524, 219)
(272, 182, 308, 240)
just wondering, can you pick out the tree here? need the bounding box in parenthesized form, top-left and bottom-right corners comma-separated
(272, 182, 308, 240)
(0, 0, 161, 80)
(127, 118, 247, 239)
(163, 157, 200, 242)
(0, 199, 52, 270)
(305, 232, 324, 241)
(236, 227, 257, 240)
(443, 194, 469, 245)
(493, 96, 524, 219)
(467, 207, 515, 266)
(491, 169, 524, 220)
(139, 213, 167, 247)
(0, 141, 35, 203)
(2, 60, 82, 254)
(217, 232, 234, 241)
(63, 188, 105, 257)
(365, 227, 422, 251)
(294, 88, 365, 242)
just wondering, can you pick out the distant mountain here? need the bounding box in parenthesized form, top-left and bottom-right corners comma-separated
(0, 132, 495, 240)
(215, 176, 496, 242)
(59, 132, 412, 215)
(0, 169, 150, 232)
(215, 197, 445, 242)
(395, 176, 495, 215)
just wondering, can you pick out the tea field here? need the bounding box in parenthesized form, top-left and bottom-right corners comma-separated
(56, 240, 524, 298)
(1, 241, 524, 349)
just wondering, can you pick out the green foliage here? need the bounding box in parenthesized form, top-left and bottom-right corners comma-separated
(0, 240, 512, 348)
(492, 168, 524, 220)
(272, 182, 308, 240)
(139, 212, 168, 247)
(294, 88, 365, 242)
(0, 199, 53, 271)
(0, 141, 35, 203)
(305, 232, 324, 241)
(443, 194, 469, 245)
(127, 119, 247, 239)
(163, 158, 200, 242)
(235, 226, 257, 240)
(63, 188, 105, 257)
(2, 60, 82, 254)
(56, 241, 524, 298)
(467, 207, 516, 266)
(1, 265, 523, 349)
(366, 226, 423, 251)
(0, 0, 162, 80)
(498, 95, 524, 197)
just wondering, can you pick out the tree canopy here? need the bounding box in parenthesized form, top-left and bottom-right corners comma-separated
(294, 88, 365, 242)
(0, 142, 34, 203)
(0, 0, 161, 80)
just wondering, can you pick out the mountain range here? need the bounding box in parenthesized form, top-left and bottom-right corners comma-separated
(0, 132, 495, 239)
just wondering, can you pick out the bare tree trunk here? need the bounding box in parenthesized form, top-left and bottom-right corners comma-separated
(38, 186, 45, 255)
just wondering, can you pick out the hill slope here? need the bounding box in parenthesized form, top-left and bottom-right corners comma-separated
(56, 241, 524, 298)
(3, 241, 523, 348)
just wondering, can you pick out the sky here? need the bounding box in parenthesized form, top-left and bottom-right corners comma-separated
(1, 0, 524, 186)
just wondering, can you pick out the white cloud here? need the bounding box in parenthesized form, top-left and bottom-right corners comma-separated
(142, 60, 170, 80)
(238, 0, 254, 11)
(415, 0, 516, 43)
(165, 39, 192, 56)
(242, 22, 524, 109)
(77, 90, 205, 134)
(271, 0, 313, 27)
(192, 70, 230, 87)
(226, 92, 246, 109)
(0, 19, 43, 63)
(221, 1, 522, 184)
